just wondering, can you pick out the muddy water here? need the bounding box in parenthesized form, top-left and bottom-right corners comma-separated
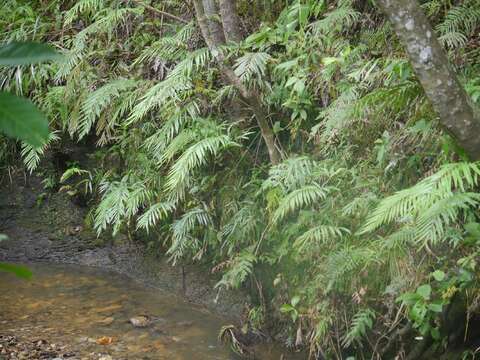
(0, 264, 294, 359)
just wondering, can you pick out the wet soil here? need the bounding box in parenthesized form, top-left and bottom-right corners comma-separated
(0, 174, 245, 319)
(0, 264, 233, 359)
(0, 174, 270, 359)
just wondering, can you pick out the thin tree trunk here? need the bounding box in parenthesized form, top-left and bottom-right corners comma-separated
(202, 0, 226, 45)
(193, 0, 215, 49)
(377, 0, 480, 160)
(192, 0, 281, 164)
(218, 0, 243, 43)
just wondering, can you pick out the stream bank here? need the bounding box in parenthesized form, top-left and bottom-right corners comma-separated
(0, 172, 245, 322)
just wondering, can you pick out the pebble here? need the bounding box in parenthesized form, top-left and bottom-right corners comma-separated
(129, 315, 151, 328)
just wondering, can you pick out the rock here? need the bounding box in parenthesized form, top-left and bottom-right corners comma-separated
(129, 315, 151, 328)
(176, 321, 193, 327)
(95, 304, 122, 314)
(99, 355, 113, 360)
(97, 317, 114, 326)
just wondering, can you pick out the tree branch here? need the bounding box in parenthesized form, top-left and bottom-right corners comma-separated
(132, 0, 189, 24)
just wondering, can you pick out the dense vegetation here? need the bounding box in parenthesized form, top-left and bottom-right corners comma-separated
(2, 0, 480, 358)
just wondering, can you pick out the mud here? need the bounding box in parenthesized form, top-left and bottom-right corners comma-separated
(0, 173, 246, 321)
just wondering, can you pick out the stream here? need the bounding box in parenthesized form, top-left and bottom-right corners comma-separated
(0, 264, 296, 359)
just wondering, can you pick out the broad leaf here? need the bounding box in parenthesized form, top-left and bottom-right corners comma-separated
(432, 270, 445, 282)
(0, 92, 49, 147)
(416, 284, 431, 300)
(0, 42, 62, 66)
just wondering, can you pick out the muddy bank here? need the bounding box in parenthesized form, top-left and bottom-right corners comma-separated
(0, 173, 246, 321)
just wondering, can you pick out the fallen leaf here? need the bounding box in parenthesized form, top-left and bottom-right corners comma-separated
(95, 304, 122, 313)
(96, 336, 114, 345)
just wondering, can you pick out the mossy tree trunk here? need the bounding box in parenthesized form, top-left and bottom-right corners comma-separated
(377, 0, 480, 160)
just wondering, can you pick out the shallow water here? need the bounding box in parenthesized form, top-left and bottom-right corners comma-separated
(0, 264, 297, 359)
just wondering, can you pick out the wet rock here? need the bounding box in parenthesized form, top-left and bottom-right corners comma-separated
(97, 316, 114, 326)
(129, 315, 151, 328)
(176, 320, 194, 327)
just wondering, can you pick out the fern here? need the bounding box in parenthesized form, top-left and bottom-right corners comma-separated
(165, 132, 238, 200)
(342, 308, 376, 346)
(64, 0, 106, 25)
(294, 225, 350, 252)
(272, 184, 332, 224)
(312, 4, 360, 35)
(76, 78, 137, 139)
(437, 1, 480, 49)
(20, 132, 60, 173)
(136, 202, 176, 231)
(127, 75, 192, 124)
(361, 163, 480, 246)
(95, 177, 153, 235)
(215, 251, 257, 290)
(234, 52, 272, 86)
(167, 206, 212, 264)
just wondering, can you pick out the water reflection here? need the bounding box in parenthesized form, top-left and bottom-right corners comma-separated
(0, 264, 299, 359)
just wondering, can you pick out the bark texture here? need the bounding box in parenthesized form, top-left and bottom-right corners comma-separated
(192, 0, 281, 164)
(377, 0, 480, 160)
(219, 0, 243, 42)
(202, 0, 226, 45)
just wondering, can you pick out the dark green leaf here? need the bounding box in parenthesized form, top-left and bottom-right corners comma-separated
(0, 92, 49, 147)
(0, 42, 62, 66)
(0, 263, 32, 279)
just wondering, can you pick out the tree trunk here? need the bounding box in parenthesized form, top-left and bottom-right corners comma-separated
(218, 0, 243, 43)
(377, 0, 480, 160)
(192, 0, 282, 164)
(202, 0, 226, 46)
(193, 0, 215, 49)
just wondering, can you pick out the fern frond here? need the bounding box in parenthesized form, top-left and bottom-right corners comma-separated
(294, 225, 350, 252)
(167, 206, 212, 264)
(312, 4, 360, 35)
(437, 1, 480, 48)
(215, 251, 257, 289)
(234, 52, 271, 85)
(20, 132, 60, 173)
(272, 184, 331, 224)
(76, 78, 137, 139)
(128, 75, 192, 124)
(165, 133, 238, 200)
(64, 0, 105, 25)
(342, 308, 375, 346)
(136, 202, 176, 231)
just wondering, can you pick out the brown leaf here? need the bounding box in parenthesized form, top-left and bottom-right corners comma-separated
(96, 336, 114, 345)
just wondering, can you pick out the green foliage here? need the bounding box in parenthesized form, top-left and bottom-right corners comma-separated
(3, 0, 480, 357)
(0, 42, 62, 66)
(361, 163, 480, 246)
(0, 92, 50, 147)
(437, 1, 480, 49)
(342, 308, 376, 347)
(0, 263, 32, 279)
